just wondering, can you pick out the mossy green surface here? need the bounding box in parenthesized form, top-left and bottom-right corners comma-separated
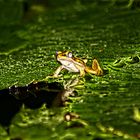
(0, 1, 140, 140)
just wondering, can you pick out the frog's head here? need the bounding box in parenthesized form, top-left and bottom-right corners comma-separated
(56, 51, 73, 61)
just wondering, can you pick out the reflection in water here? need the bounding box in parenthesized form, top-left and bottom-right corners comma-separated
(0, 77, 80, 135)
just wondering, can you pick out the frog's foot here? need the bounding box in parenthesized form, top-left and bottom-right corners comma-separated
(52, 74, 61, 77)
(51, 74, 63, 78)
(91, 59, 103, 76)
(44, 74, 62, 80)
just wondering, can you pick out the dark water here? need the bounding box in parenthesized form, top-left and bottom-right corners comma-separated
(0, 2, 140, 140)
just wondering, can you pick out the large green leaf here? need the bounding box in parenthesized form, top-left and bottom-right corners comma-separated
(0, 1, 140, 140)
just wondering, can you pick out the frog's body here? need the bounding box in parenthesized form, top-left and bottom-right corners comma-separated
(53, 51, 103, 77)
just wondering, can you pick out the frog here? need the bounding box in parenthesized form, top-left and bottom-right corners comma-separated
(53, 51, 103, 77)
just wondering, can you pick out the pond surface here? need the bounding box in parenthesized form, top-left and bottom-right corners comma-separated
(0, 2, 140, 140)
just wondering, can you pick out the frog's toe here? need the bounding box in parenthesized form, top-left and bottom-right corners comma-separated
(53, 74, 63, 78)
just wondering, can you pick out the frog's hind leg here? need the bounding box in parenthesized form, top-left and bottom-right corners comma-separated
(79, 69, 86, 77)
(91, 59, 103, 76)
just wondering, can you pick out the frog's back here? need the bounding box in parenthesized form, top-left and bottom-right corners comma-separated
(73, 57, 86, 65)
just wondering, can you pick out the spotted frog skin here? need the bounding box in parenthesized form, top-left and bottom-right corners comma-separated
(53, 51, 103, 77)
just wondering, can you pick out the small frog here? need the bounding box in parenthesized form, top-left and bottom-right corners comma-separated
(53, 51, 103, 77)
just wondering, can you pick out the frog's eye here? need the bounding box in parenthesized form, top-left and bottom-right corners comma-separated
(67, 52, 73, 58)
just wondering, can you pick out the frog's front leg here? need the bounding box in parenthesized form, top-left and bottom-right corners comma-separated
(91, 59, 103, 76)
(53, 65, 64, 77)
